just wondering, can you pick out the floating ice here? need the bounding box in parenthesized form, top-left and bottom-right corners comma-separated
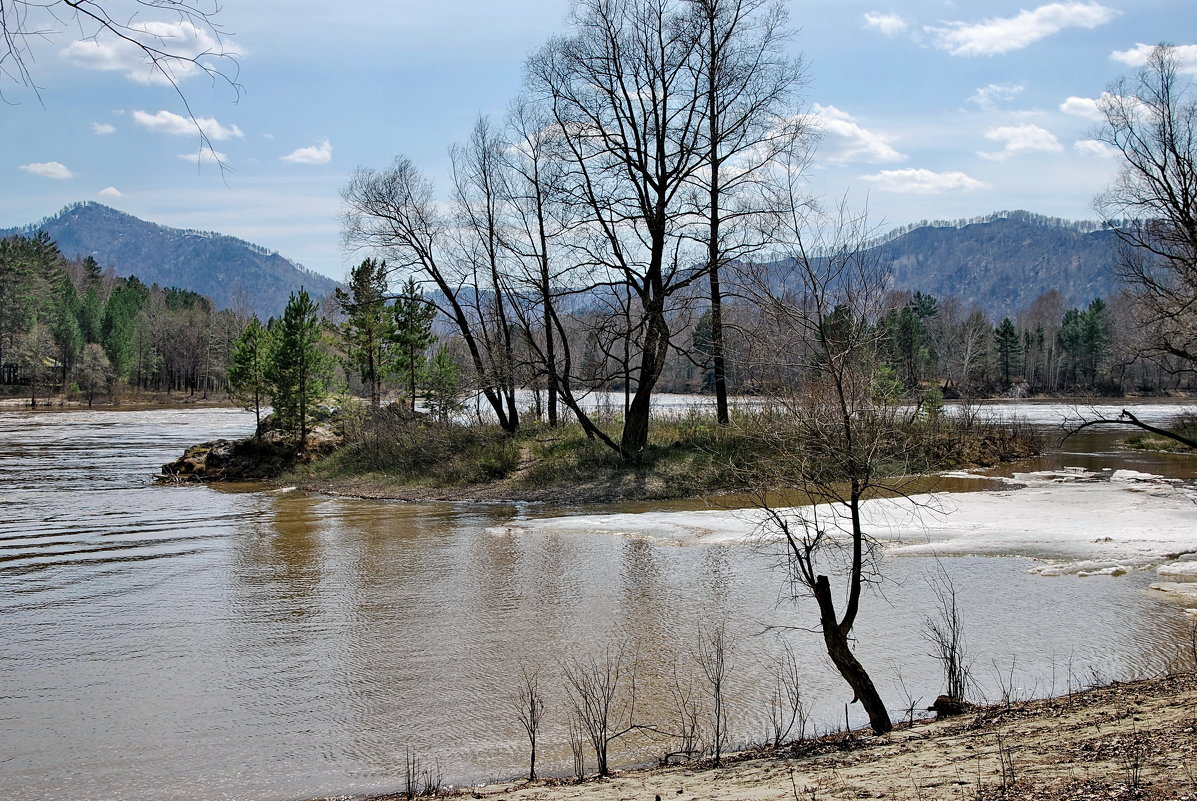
(496, 469, 1197, 576)
(1111, 469, 1181, 483)
(1150, 582, 1197, 604)
(1158, 561, 1197, 578)
(1029, 561, 1133, 577)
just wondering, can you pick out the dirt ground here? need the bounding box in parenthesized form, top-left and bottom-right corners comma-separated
(359, 673, 1197, 801)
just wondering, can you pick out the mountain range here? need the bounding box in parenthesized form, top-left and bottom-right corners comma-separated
(869, 210, 1121, 318)
(4, 203, 1122, 321)
(1, 202, 341, 319)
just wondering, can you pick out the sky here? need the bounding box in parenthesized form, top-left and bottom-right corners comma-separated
(2, 0, 1195, 282)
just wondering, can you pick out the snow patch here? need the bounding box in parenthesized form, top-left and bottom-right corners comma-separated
(497, 471, 1197, 576)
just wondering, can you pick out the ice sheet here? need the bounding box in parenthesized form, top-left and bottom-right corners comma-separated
(492, 469, 1197, 576)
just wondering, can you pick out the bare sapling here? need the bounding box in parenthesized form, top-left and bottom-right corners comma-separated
(733, 191, 923, 735)
(696, 620, 733, 763)
(563, 643, 650, 777)
(993, 656, 1025, 710)
(403, 748, 442, 799)
(995, 727, 1017, 791)
(665, 666, 702, 764)
(891, 668, 922, 728)
(567, 719, 586, 781)
(923, 568, 973, 712)
(513, 664, 545, 780)
(764, 640, 808, 746)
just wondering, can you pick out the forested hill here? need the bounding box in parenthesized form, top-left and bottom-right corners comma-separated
(1, 202, 341, 319)
(873, 211, 1122, 318)
(4, 204, 1121, 321)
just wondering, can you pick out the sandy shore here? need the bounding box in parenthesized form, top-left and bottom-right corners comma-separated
(344, 673, 1197, 801)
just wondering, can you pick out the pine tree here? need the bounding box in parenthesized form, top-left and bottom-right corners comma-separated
(335, 257, 393, 407)
(49, 272, 83, 386)
(267, 289, 333, 444)
(227, 317, 272, 438)
(993, 317, 1021, 386)
(1082, 298, 1109, 383)
(101, 277, 149, 380)
(422, 346, 464, 422)
(390, 278, 436, 412)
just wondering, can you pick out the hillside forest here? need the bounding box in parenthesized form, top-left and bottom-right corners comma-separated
(0, 221, 1185, 414)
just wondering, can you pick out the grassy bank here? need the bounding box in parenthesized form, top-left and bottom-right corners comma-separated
(1122, 413, 1197, 453)
(290, 407, 1041, 503)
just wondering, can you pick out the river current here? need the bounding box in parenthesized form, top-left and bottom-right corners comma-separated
(1, 403, 1195, 801)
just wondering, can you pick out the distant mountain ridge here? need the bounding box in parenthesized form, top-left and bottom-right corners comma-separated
(4, 204, 1122, 322)
(871, 210, 1122, 318)
(1, 202, 341, 319)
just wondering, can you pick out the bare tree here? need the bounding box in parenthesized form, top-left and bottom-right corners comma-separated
(664, 665, 702, 763)
(1096, 43, 1197, 376)
(763, 640, 807, 746)
(450, 116, 522, 431)
(1088, 43, 1197, 448)
(927, 298, 990, 395)
(512, 665, 545, 781)
(562, 643, 649, 777)
(687, 0, 807, 425)
(341, 158, 521, 432)
(501, 97, 576, 426)
(526, 0, 710, 461)
(694, 620, 732, 763)
(18, 317, 55, 406)
(736, 175, 916, 734)
(923, 568, 972, 704)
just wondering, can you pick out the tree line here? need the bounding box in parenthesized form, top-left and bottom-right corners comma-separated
(225, 270, 464, 443)
(0, 231, 241, 404)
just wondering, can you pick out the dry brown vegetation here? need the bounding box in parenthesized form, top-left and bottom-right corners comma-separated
(362, 673, 1197, 801)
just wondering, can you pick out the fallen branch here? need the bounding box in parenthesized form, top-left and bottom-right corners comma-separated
(1063, 407, 1197, 450)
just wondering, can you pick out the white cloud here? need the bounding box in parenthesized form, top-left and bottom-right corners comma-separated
(812, 105, 904, 164)
(1059, 95, 1101, 120)
(860, 168, 986, 194)
(927, 2, 1117, 57)
(1074, 139, 1116, 158)
(98, 186, 126, 198)
(1111, 43, 1197, 75)
(133, 109, 244, 140)
(60, 20, 231, 85)
(92, 122, 117, 135)
(969, 83, 1025, 110)
(179, 149, 229, 165)
(979, 124, 1064, 160)
(863, 12, 907, 36)
(19, 161, 76, 180)
(280, 139, 333, 165)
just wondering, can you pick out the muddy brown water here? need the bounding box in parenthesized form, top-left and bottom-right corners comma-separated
(1, 402, 1195, 801)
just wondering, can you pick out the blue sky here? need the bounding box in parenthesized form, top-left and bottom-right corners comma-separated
(3, 1, 1195, 281)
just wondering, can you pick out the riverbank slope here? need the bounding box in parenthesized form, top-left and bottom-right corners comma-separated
(394, 673, 1197, 801)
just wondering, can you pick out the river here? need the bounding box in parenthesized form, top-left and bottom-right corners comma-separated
(1, 402, 1195, 801)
